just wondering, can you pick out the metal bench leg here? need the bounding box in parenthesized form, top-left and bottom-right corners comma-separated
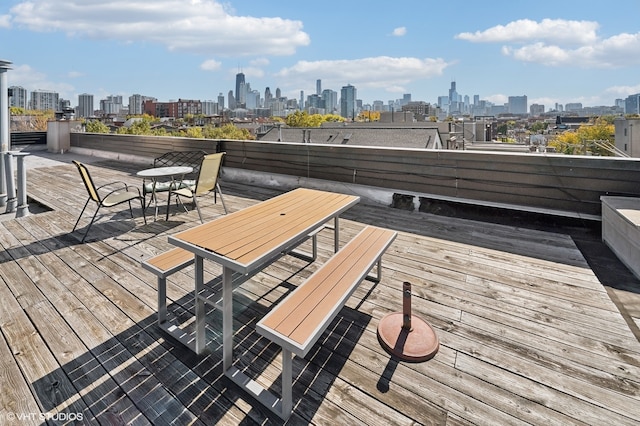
(334, 216, 340, 252)
(195, 256, 206, 354)
(222, 265, 233, 371)
(281, 348, 293, 418)
(289, 232, 318, 262)
(366, 257, 383, 282)
(158, 277, 167, 324)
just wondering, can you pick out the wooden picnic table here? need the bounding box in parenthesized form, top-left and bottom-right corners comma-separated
(167, 188, 360, 363)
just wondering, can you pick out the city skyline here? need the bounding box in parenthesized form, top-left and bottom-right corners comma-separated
(2, 1, 640, 110)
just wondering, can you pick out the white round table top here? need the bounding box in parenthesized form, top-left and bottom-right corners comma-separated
(136, 166, 193, 177)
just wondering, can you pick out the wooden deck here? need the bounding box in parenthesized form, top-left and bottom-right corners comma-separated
(1, 157, 639, 425)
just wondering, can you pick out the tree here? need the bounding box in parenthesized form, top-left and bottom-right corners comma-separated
(118, 118, 152, 135)
(358, 111, 380, 122)
(528, 121, 547, 133)
(547, 121, 615, 155)
(202, 124, 254, 140)
(285, 111, 345, 127)
(85, 120, 110, 133)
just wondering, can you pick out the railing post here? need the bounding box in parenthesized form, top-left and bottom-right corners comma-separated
(3, 152, 15, 213)
(0, 59, 12, 208)
(13, 152, 29, 217)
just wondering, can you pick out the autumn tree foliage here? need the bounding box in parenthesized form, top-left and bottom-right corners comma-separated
(547, 117, 615, 156)
(284, 111, 344, 127)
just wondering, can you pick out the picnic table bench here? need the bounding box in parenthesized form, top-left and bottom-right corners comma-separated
(141, 228, 324, 347)
(252, 225, 397, 419)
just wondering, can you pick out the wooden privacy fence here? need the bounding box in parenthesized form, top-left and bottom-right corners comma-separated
(71, 133, 640, 218)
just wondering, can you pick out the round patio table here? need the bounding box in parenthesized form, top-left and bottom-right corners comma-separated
(137, 166, 193, 220)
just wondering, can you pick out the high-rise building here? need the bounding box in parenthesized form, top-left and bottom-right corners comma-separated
(217, 93, 225, 110)
(322, 89, 338, 113)
(565, 103, 583, 112)
(9, 86, 27, 109)
(437, 96, 449, 113)
(201, 100, 217, 115)
(77, 93, 94, 118)
(228, 90, 235, 110)
(340, 84, 357, 119)
(316, 79, 321, 95)
(264, 87, 273, 108)
(508, 95, 528, 114)
(530, 103, 545, 116)
(448, 81, 460, 114)
(246, 90, 260, 110)
(235, 71, 245, 106)
(30, 89, 59, 111)
(100, 95, 123, 115)
(624, 93, 640, 114)
(129, 94, 156, 115)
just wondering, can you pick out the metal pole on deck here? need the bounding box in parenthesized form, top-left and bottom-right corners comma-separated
(377, 281, 439, 362)
(0, 59, 12, 208)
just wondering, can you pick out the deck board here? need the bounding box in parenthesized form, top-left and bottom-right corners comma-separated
(0, 159, 639, 425)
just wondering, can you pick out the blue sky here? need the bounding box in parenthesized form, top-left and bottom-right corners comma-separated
(2, 0, 640, 111)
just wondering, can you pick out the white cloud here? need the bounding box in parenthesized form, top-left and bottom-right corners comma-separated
(275, 56, 450, 93)
(8, 0, 310, 56)
(250, 58, 270, 67)
(67, 71, 84, 78)
(485, 94, 507, 105)
(456, 19, 598, 45)
(392, 27, 407, 37)
(7, 64, 75, 98)
(604, 84, 640, 98)
(503, 32, 640, 68)
(200, 59, 222, 71)
(457, 18, 640, 68)
(0, 14, 11, 28)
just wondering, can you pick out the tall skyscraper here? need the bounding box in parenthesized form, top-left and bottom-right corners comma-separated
(508, 95, 528, 114)
(228, 90, 236, 110)
(316, 79, 321, 95)
(78, 93, 94, 118)
(625, 95, 640, 114)
(30, 90, 59, 111)
(340, 84, 357, 119)
(235, 71, 245, 106)
(322, 89, 338, 113)
(217, 93, 225, 111)
(264, 87, 272, 108)
(100, 95, 123, 115)
(9, 86, 27, 109)
(448, 81, 460, 114)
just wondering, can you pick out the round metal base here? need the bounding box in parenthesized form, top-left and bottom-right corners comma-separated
(377, 312, 439, 362)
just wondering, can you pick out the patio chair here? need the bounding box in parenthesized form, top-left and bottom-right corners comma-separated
(166, 152, 228, 222)
(72, 160, 147, 242)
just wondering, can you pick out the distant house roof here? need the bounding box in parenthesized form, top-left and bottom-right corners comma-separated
(258, 125, 443, 149)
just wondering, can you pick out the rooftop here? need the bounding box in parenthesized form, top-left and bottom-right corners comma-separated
(1, 146, 639, 425)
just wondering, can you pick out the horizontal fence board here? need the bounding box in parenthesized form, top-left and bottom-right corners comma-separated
(11, 131, 47, 145)
(71, 133, 219, 159)
(72, 135, 640, 217)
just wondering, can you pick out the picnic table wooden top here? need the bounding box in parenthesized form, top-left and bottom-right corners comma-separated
(168, 188, 360, 273)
